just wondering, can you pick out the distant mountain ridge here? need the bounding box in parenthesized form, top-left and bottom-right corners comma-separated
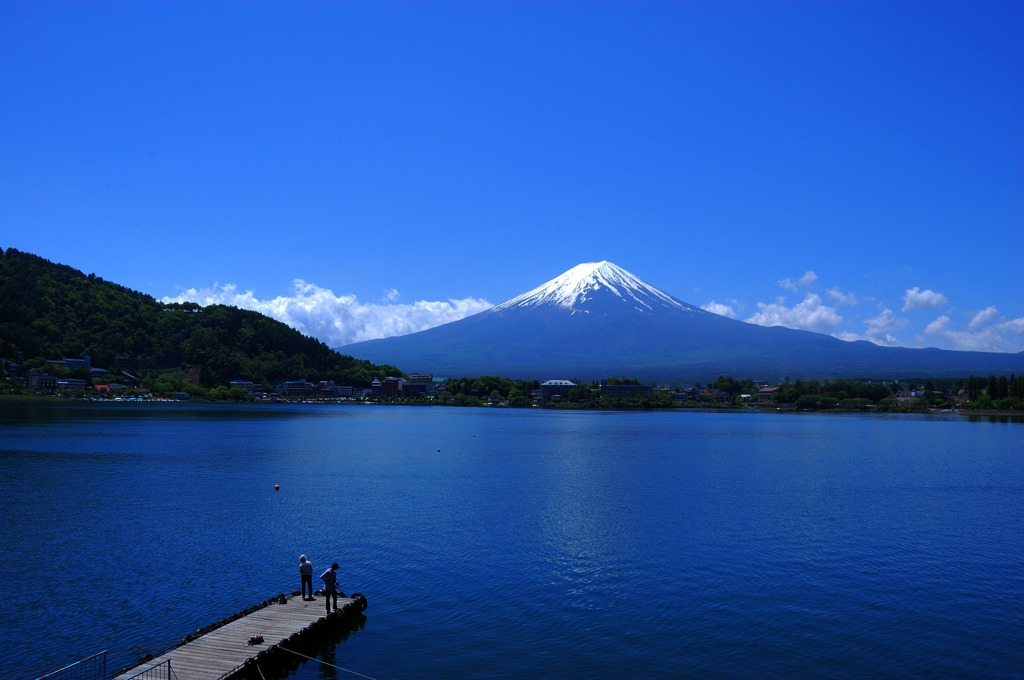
(339, 261, 1024, 382)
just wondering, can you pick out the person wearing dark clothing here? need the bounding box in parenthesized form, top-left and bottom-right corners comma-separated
(320, 563, 340, 613)
(299, 555, 314, 600)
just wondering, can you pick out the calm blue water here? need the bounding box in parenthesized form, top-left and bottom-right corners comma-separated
(1, 402, 1021, 679)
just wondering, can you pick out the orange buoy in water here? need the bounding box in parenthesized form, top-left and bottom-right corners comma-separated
(274, 484, 280, 491)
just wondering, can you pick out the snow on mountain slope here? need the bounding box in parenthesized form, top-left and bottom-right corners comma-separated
(493, 261, 701, 315)
(337, 260, 1024, 381)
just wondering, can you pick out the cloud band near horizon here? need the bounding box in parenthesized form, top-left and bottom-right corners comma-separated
(163, 273, 1024, 356)
(700, 271, 1024, 354)
(162, 280, 494, 348)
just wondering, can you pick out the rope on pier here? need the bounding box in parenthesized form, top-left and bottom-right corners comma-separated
(277, 645, 382, 680)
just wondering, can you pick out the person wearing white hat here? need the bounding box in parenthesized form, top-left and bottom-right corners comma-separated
(299, 555, 314, 600)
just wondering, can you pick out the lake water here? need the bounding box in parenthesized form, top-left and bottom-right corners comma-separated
(0, 402, 1021, 679)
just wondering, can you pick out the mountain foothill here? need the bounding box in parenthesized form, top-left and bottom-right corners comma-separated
(0, 248, 401, 393)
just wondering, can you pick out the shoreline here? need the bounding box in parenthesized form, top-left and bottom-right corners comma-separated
(3, 392, 1022, 419)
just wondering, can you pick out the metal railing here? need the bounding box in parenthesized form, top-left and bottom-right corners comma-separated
(36, 650, 107, 680)
(119, 659, 171, 680)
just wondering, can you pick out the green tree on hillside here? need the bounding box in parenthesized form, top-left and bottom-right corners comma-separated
(0, 248, 400, 390)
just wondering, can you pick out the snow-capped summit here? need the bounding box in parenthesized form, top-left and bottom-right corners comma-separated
(494, 261, 700, 315)
(338, 260, 1024, 382)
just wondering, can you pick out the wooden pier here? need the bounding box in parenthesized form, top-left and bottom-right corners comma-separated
(111, 592, 367, 680)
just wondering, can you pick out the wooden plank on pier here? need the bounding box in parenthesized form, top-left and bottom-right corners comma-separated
(113, 595, 356, 680)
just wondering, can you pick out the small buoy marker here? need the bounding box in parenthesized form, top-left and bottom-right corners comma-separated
(274, 484, 280, 491)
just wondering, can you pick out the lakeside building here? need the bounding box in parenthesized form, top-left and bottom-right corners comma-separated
(401, 373, 434, 397)
(46, 356, 92, 371)
(26, 369, 57, 392)
(231, 380, 256, 394)
(276, 379, 316, 396)
(541, 379, 576, 400)
(698, 388, 731, 402)
(600, 381, 654, 400)
(382, 376, 405, 396)
(897, 389, 926, 407)
(56, 378, 87, 391)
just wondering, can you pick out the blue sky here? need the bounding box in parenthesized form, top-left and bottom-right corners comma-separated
(3, 1, 1022, 353)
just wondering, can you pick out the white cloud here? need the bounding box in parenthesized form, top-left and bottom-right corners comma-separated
(862, 308, 908, 346)
(924, 315, 952, 335)
(829, 307, 908, 346)
(162, 280, 494, 347)
(924, 308, 1024, 352)
(826, 286, 858, 306)
(901, 286, 948, 312)
(779, 270, 818, 292)
(701, 300, 737, 318)
(967, 306, 1000, 332)
(746, 293, 842, 333)
(742, 272, 1023, 353)
(1005, 317, 1024, 336)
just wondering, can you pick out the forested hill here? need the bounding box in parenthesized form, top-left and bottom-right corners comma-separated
(0, 248, 402, 388)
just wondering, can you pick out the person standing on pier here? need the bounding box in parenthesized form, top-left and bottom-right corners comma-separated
(299, 555, 314, 600)
(320, 562, 341, 613)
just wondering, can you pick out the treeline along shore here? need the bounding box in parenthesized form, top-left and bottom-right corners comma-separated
(4, 372, 1023, 415)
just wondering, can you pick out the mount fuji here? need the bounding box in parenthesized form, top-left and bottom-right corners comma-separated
(338, 262, 1024, 382)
